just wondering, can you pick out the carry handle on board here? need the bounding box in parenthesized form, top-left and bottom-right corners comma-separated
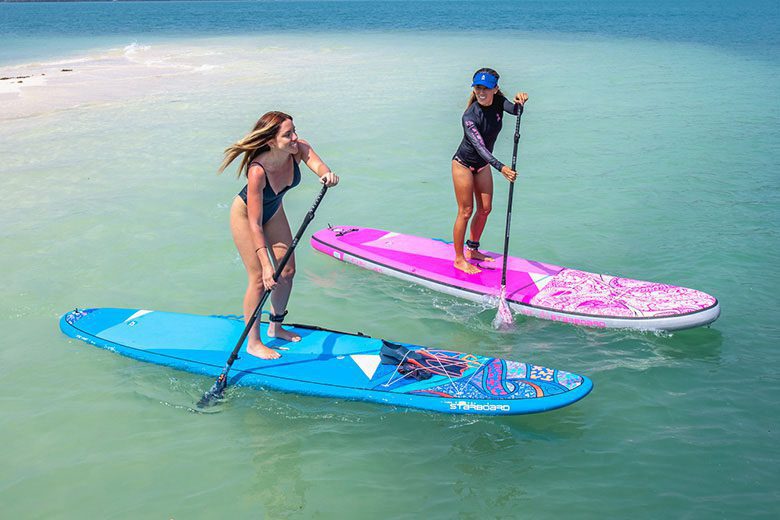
(198, 184, 329, 407)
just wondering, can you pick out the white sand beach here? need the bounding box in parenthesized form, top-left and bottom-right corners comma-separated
(0, 40, 356, 121)
(0, 43, 231, 120)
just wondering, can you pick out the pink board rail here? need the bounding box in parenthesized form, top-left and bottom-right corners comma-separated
(311, 226, 720, 331)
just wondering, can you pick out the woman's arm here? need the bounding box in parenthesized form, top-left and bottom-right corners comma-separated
(463, 114, 517, 182)
(502, 92, 528, 115)
(463, 116, 505, 172)
(296, 139, 339, 186)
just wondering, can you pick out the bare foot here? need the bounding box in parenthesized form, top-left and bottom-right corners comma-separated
(268, 324, 301, 343)
(454, 258, 481, 274)
(247, 341, 282, 360)
(466, 249, 495, 262)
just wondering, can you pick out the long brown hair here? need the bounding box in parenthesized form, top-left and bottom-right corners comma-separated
(466, 67, 505, 108)
(218, 111, 293, 177)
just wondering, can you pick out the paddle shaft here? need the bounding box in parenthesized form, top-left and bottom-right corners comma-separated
(500, 112, 522, 287)
(204, 184, 328, 399)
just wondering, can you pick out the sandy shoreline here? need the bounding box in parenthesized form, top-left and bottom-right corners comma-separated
(0, 40, 364, 121)
(0, 72, 50, 94)
(0, 43, 227, 121)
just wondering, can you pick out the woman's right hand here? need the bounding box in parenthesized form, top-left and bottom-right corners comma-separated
(261, 269, 277, 292)
(500, 165, 517, 183)
(320, 171, 339, 187)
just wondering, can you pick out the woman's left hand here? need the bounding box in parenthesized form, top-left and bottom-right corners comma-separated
(320, 171, 339, 187)
(514, 92, 529, 106)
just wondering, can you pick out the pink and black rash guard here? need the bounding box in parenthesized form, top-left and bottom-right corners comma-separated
(453, 95, 522, 172)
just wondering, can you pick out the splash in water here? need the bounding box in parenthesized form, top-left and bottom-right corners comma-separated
(492, 287, 515, 331)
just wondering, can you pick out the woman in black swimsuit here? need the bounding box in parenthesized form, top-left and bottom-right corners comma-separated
(219, 111, 339, 359)
(452, 68, 528, 274)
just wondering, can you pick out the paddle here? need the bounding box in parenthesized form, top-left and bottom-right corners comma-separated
(198, 184, 329, 407)
(493, 111, 522, 330)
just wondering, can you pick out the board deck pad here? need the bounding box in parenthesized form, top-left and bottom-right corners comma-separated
(60, 308, 592, 415)
(311, 226, 720, 331)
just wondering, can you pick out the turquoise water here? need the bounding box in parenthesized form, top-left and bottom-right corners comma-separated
(2, 0, 779, 64)
(1, 2, 779, 518)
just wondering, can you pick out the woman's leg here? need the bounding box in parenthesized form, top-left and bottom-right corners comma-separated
(261, 205, 301, 342)
(452, 160, 480, 274)
(466, 164, 494, 262)
(230, 198, 281, 359)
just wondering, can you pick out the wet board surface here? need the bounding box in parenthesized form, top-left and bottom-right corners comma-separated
(311, 226, 720, 331)
(60, 308, 593, 415)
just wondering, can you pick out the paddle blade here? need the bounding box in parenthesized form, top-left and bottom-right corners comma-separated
(197, 373, 228, 408)
(492, 287, 515, 330)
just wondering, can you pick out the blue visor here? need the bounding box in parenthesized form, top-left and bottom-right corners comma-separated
(471, 72, 498, 89)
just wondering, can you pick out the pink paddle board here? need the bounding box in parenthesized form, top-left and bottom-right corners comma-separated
(311, 226, 720, 331)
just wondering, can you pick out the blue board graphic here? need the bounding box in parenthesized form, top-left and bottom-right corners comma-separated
(59, 308, 592, 415)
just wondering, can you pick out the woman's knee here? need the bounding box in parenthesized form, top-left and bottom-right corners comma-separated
(457, 204, 474, 220)
(278, 264, 296, 282)
(475, 204, 492, 217)
(247, 272, 264, 293)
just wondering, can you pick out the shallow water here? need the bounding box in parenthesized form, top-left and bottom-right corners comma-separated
(1, 2, 779, 518)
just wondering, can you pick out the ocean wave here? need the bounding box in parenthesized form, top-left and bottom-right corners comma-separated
(123, 42, 151, 57)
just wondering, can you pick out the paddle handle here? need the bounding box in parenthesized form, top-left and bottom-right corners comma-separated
(223, 184, 329, 368)
(500, 113, 522, 287)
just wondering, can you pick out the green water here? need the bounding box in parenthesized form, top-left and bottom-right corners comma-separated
(1, 33, 778, 518)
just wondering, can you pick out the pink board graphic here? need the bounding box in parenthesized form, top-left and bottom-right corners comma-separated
(311, 226, 720, 331)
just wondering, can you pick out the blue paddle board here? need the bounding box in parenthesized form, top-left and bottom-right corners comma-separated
(59, 308, 592, 415)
